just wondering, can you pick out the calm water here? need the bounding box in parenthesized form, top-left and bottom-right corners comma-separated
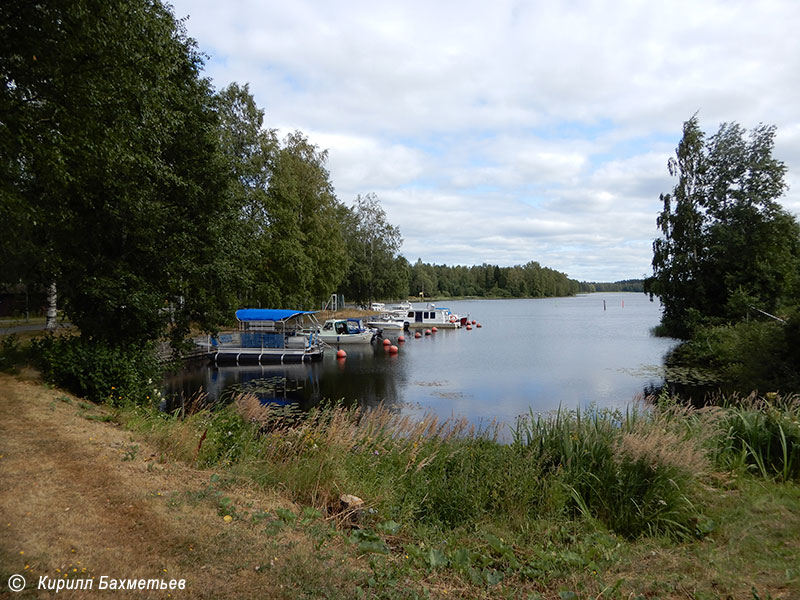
(165, 293, 677, 430)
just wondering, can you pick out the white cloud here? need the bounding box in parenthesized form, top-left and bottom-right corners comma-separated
(170, 0, 800, 281)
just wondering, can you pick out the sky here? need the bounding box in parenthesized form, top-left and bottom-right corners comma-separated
(168, 0, 800, 282)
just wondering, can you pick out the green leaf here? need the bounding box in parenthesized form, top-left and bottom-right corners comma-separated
(275, 508, 297, 524)
(376, 520, 401, 535)
(425, 548, 448, 569)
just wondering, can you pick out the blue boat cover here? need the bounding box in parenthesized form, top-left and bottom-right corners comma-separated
(236, 308, 316, 322)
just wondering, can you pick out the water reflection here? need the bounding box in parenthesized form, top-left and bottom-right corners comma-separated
(164, 293, 678, 428)
(165, 340, 408, 413)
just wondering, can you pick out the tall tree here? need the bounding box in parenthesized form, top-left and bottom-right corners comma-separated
(645, 117, 799, 337)
(0, 0, 241, 347)
(644, 116, 708, 335)
(261, 131, 349, 308)
(702, 123, 797, 318)
(341, 193, 405, 306)
(215, 83, 278, 306)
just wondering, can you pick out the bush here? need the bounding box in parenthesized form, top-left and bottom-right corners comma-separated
(0, 333, 27, 373)
(668, 319, 800, 393)
(32, 334, 163, 406)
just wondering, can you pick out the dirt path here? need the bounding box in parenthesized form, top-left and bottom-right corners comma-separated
(0, 374, 358, 599)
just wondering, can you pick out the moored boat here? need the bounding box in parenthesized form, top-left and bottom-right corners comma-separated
(403, 305, 461, 329)
(208, 309, 323, 364)
(365, 313, 406, 331)
(318, 318, 378, 344)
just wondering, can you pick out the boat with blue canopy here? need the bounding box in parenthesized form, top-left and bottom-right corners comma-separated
(207, 309, 323, 364)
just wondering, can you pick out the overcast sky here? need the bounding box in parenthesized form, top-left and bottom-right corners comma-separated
(168, 0, 800, 282)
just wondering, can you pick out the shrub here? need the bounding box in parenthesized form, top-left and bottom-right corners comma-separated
(669, 319, 800, 392)
(0, 333, 27, 373)
(32, 333, 163, 406)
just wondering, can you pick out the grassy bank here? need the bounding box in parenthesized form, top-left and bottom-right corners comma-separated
(112, 388, 800, 597)
(2, 364, 799, 598)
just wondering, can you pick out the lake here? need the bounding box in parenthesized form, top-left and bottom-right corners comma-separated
(165, 293, 678, 431)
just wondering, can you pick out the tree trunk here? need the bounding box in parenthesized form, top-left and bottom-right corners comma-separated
(45, 281, 58, 330)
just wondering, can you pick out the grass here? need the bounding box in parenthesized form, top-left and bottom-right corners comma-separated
(2, 370, 800, 598)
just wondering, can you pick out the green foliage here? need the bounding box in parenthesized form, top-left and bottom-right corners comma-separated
(408, 260, 580, 299)
(396, 439, 542, 529)
(1, 0, 243, 347)
(514, 407, 704, 539)
(341, 193, 407, 306)
(194, 404, 259, 467)
(645, 117, 800, 339)
(0, 334, 27, 372)
(667, 318, 800, 392)
(31, 334, 162, 406)
(579, 280, 644, 293)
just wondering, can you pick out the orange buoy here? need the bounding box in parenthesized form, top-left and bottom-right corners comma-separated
(383, 338, 391, 346)
(336, 349, 347, 359)
(466, 324, 473, 330)
(425, 329, 432, 336)
(476, 323, 482, 328)
(432, 326, 438, 333)
(471, 320, 477, 325)
(398, 335, 405, 343)
(389, 345, 399, 354)
(414, 332, 421, 338)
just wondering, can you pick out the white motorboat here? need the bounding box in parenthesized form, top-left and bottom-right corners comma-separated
(318, 318, 378, 344)
(402, 305, 462, 329)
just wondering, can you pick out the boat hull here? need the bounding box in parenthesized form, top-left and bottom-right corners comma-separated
(405, 321, 460, 329)
(211, 347, 322, 364)
(319, 331, 376, 344)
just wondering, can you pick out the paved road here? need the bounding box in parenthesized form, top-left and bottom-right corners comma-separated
(0, 322, 72, 335)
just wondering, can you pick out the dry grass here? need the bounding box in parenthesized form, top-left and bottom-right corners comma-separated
(616, 428, 709, 476)
(0, 374, 368, 599)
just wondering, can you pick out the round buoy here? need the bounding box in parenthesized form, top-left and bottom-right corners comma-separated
(476, 323, 482, 328)
(383, 338, 391, 346)
(466, 324, 473, 330)
(389, 345, 399, 354)
(414, 332, 421, 339)
(425, 329, 432, 336)
(398, 335, 405, 343)
(432, 326, 438, 333)
(336, 349, 347, 359)
(471, 320, 477, 325)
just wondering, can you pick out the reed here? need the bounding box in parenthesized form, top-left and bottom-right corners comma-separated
(512, 404, 708, 539)
(712, 394, 800, 481)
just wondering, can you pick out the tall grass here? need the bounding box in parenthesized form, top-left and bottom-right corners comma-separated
(712, 394, 800, 481)
(512, 405, 707, 539)
(124, 390, 800, 542)
(126, 394, 715, 540)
